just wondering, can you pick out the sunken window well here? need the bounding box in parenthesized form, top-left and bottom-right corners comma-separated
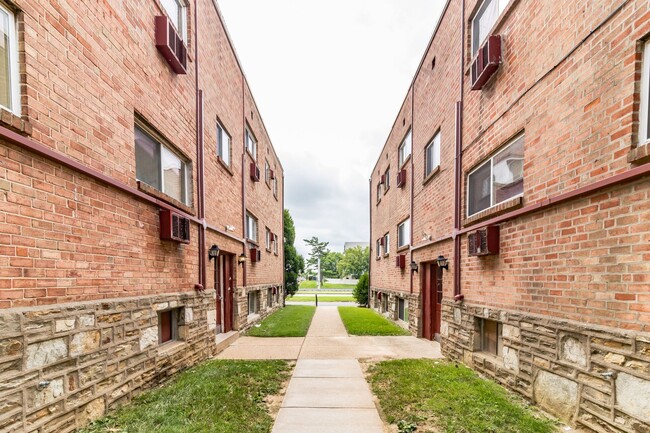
(477, 318, 503, 357)
(159, 307, 183, 345)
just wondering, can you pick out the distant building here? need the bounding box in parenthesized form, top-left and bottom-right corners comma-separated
(344, 242, 369, 251)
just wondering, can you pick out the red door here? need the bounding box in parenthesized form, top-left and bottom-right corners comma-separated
(215, 254, 235, 333)
(421, 263, 442, 340)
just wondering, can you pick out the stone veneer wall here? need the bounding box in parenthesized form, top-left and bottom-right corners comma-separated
(441, 300, 650, 432)
(235, 284, 284, 333)
(0, 290, 219, 433)
(370, 288, 420, 334)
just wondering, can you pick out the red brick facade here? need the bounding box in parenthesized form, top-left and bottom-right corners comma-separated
(370, 0, 650, 429)
(0, 0, 283, 431)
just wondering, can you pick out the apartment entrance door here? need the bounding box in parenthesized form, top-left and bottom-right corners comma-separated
(216, 253, 235, 333)
(421, 262, 442, 340)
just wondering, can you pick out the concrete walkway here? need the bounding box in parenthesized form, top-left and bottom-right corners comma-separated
(216, 306, 444, 432)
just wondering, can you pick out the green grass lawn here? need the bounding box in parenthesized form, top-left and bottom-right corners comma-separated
(289, 295, 356, 302)
(368, 359, 557, 433)
(299, 280, 357, 289)
(78, 360, 291, 433)
(337, 306, 411, 336)
(246, 305, 316, 337)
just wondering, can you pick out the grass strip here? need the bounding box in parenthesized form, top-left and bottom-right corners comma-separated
(299, 281, 357, 289)
(79, 360, 291, 433)
(289, 295, 356, 302)
(368, 359, 556, 433)
(337, 306, 410, 336)
(246, 305, 316, 337)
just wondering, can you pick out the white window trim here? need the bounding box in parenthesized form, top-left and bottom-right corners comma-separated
(246, 128, 257, 160)
(0, 5, 19, 116)
(384, 233, 390, 255)
(425, 131, 441, 177)
(376, 239, 381, 258)
(639, 40, 650, 145)
(246, 212, 258, 242)
(466, 134, 524, 217)
(265, 227, 271, 250)
(216, 121, 231, 166)
(397, 218, 411, 249)
(398, 130, 412, 167)
(161, 0, 187, 42)
(471, 0, 508, 55)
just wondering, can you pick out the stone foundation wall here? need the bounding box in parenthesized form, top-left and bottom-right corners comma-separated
(441, 301, 650, 432)
(235, 284, 284, 333)
(0, 291, 219, 433)
(370, 288, 420, 334)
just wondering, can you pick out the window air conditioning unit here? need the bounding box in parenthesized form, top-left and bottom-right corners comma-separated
(250, 247, 261, 263)
(160, 209, 190, 243)
(471, 35, 502, 91)
(155, 16, 187, 74)
(395, 254, 406, 269)
(379, 237, 385, 247)
(396, 169, 407, 188)
(250, 163, 260, 182)
(468, 225, 500, 256)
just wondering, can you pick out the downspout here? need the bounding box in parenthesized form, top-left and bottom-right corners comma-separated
(282, 174, 286, 306)
(409, 86, 415, 294)
(241, 80, 247, 288)
(368, 178, 372, 306)
(453, 0, 466, 301)
(194, 0, 206, 291)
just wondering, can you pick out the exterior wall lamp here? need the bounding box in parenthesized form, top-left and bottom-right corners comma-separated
(436, 255, 449, 270)
(410, 261, 419, 272)
(238, 253, 246, 265)
(208, 244, 220, 261)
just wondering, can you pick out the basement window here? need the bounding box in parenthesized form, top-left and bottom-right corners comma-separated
(267, 288, 273, 308)
(216, 121, 231, 167)
(471, 0, 507, 55)
(248, 291, 259, 315)
(639, 39, 650, 145)
(0, 4, 19, 115)
(159, 308, 180, 344)
(398, 130, 412, 167)
(479, 318, 503, 356)
(398, 298, 408, 322)
(135, 123, 192, 206)
(467, 134, 524, 216)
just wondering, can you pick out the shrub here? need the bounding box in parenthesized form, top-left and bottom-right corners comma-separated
(353, 273, 369, 306)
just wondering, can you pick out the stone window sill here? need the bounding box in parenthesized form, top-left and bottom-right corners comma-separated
(463, 196, 523, 227)
(137, 181, 195, 216)
(0, 108, 32, 135)
(157, 340, 186, 356)
(628, 141, 650, 165)
(396, 245, 410, 253)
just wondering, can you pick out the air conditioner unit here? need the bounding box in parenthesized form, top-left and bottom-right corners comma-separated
(250, 247, 261, 263)
(396, 169, 407, 188)
(250, 163, 260, 182)
(471, 35, 502, 90)
(468, 225, 500, 256)
(379, 237, 385, 247)
(159, 209, 190, 243)
(395, 254, 406, 269)
(154, 16, 187, 74)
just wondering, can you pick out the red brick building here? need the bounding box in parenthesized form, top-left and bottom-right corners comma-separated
(370, 0, 650, 430)
(0, 0, 284, 431)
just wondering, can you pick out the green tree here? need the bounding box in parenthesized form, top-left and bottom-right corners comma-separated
(354, 273, 369, 306)
(337, 246, 370, 279)
(321, 251, 343, 279)
(284, 209, 304, 297)
(303, 236, 329, 283)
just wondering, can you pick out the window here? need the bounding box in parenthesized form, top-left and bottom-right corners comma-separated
(265, 160, 271, 184)
(135, 125, 191, 206)
(480, 318, 503, 356)
(384, 233, 390, 255)
(160, 0, 187, 41)
(376, 239, 381, 258)
(376, 183, 382, 203)
(398, 298, 408, 322)
(640, 40, 650, 144)
(273, 233, 279, 255)
(159, 308, 180, 344)
(267, 288, 273, 308)
(248, 291, 259, 315)
(216, 122, 231, 166)
(397, 219, 410, 249)
(425, 132, 441, 177)
(384, 168, 391, 192)
(0, 5, 19, 115)
(246, 212, 258, 242)
(467, 134, 524, 216)
(273, 175, 278, 197)
(245, 128, 257, 159)
(265, 227, 271, 251)
(398, 130, 412, 167)
(472, 0, 507, 54)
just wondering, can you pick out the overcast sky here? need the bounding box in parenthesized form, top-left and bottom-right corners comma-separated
(218, 0, 445, 257)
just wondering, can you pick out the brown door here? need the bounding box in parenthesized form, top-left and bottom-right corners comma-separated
(223, 254, 234, 333)
(421, 263, 442, 340)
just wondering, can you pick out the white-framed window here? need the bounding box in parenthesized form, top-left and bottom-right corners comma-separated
(265, 227, 271, 251)
(384, 233, 390, 255)
(245, 212, 258, 242)
(376, 239, 381, 258)
(639, 39, 650, 145)
(216, 121, 231, 166)
(265, 160, 271, 184)
(397, 298, 408, 322)
(467, 134, 524, 216)
(135, 124, 191, 206)
(273, 175, 278, 197)
(425, 131, 441, 177)
(248, 291, 258, 315)
(398, 130, 412, 167)
(471, 0, 507, 55)
(384, 168, 391, 192)
(397, 218, 410, 248)
(376, 183, 382, 203)
(160, 0, 187, 41)
(0, 5, 20, 115)
(273, 233, 279, 255)
(245, 128, 257, 159)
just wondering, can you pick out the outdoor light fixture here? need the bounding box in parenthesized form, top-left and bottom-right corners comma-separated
(436, 255, 449, 270)
(410, 261, 419, 272)
(238, 253, 246, 265)
(208, 245, 220, 261)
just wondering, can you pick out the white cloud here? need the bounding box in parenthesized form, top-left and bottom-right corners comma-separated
(217, 0, 445, 256)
